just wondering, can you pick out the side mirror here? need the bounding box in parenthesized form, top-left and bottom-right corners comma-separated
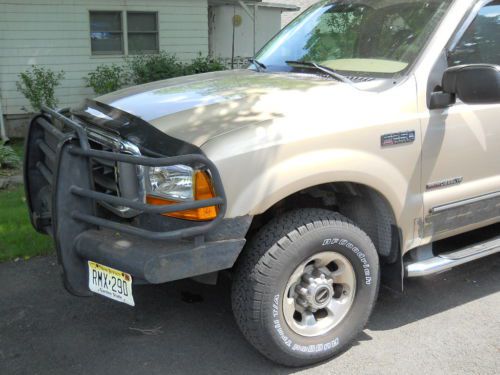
(430, 64, 500, 109)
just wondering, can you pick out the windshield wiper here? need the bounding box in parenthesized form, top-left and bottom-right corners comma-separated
(285, 60, 354, 85)
(248, 58, 267, 72)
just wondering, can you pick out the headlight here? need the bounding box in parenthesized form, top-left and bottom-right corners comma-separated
(146, 165, 218, 221)
(148, 165, 194, 201)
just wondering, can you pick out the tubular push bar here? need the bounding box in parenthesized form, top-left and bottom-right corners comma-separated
(40, 105, 227, 241)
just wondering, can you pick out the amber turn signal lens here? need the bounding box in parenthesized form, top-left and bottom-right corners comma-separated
(146, 171, 218, 221)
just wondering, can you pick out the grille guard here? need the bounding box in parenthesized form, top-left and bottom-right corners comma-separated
(25, 105, 227, 241)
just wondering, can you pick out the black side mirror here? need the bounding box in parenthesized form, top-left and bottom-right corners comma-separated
(430, 64, 500, 109)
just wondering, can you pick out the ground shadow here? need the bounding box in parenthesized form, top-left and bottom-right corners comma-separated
(0, 253, 498, 375)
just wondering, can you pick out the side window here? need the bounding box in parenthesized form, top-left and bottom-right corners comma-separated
(448, 1, 500, 66)
(90, 11, 124, 55)
(127, 12, 159, 55)
(89, 11, 159, 56)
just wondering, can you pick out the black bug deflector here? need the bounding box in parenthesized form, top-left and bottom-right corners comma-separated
(24, 106, 247, 296)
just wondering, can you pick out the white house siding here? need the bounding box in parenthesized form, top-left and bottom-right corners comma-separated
(209, 4, 283, 59)
(0, 0, 209, 116)
(279, 0, 319, 27)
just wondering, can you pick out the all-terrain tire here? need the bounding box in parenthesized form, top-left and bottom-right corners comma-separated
(231, 208, 380, 367)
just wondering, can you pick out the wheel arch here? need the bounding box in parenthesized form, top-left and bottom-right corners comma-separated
(245, 181, 402, 265)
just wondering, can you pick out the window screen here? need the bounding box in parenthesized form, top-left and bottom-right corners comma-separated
(127, 12, 159, 54)
(90, 11, 124, 55)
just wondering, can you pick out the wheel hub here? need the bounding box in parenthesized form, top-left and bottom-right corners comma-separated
(295, 271, 334, 312)
(282, 251, 356, 337)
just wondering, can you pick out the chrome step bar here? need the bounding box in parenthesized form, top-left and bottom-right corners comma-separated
(405, 236, 500, 277)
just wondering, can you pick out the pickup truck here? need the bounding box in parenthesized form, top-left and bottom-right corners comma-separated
(24, 0, 499, 367)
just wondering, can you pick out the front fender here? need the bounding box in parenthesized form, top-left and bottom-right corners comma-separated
(204, 137, 422, 252)
(231, 148, 406, 218)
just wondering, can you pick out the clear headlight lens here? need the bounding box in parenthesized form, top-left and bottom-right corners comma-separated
(148, 165, 194, 201)
(146, 165, 218, 221)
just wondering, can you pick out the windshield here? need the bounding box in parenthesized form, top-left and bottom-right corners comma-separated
(254, 0, 453, 77)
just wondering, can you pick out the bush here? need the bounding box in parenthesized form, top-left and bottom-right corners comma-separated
(85, 64, 126, 96)
(16, 65, 65, 111)
(183, 54, 226, 75)
(126, 52, 185, 85)
(86, 53, 227, 94)
(0, 143, 21, 169)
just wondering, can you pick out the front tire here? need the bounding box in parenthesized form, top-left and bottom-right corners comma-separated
(231, 209, 379, 367)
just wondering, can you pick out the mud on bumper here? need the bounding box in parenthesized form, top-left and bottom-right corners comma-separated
(24, 106, 249, 296)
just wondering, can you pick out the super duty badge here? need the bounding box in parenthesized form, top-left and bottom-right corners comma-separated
(381, 131, 416, 147)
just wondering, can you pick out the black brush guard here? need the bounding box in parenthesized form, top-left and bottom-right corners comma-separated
(24, 106, 247, 296)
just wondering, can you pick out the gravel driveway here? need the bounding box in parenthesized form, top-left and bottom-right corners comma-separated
(0, 254, 499, 375)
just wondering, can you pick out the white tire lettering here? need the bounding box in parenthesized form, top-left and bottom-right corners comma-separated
(272, 294, 340, 353)
(321, 238, 372, 285)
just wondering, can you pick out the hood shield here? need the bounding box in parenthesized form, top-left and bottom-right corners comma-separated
(73, 99, 202, 157)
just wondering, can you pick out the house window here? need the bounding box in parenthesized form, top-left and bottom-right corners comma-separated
(90, 11, 124, 55)
(127, 12, 159, 54)
(89, 11, 159, 55)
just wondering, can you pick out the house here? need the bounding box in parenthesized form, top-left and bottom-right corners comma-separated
(209, 1, 298, 65)
(0, 0, 297, 138)
(279, 0, 318, 26)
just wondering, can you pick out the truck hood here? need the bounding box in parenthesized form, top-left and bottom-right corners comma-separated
(96, 69, 344, 147)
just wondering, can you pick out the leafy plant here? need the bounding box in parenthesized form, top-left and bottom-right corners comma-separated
(85, 64, 126, 96)
(16, 66, 65, 111)
(183, 54, 226, 75)
(126, 52, 184, 85)
(86, 53, 228, 92)
(0, 143, 21, 169)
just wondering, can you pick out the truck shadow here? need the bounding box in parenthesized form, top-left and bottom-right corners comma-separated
(0, 253, 498, 374)
(129, 253, 499, 372)
(367, 253, 500, 331)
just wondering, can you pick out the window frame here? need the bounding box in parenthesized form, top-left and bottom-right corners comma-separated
(89, 10, 160, 56)
(126, 11, 160, 55)
(446, 0, 500, 67)
(425, 0, 499, 109)
(89, 10, 125, 56)
(446, 0, 498, 58)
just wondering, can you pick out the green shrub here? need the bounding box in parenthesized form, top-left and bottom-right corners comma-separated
(0, 143, 21, 169)
(86, 53, 228, 92)
(16, 65, 65, 111)
(85, 64, 126, 96)
(126, 52, 184, 85)
(183, 54, 226, 75)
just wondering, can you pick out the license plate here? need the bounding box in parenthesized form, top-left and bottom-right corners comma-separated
(88, 261, 135, 306)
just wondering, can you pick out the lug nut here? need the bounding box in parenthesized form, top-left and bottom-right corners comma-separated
(296, 297, 308, 308)
(301, 273, 314, 284)
(295, 285, 308, 296)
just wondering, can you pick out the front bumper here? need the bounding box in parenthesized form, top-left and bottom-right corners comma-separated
(75, 229, 246, 284)
(24, 106, 249, 296)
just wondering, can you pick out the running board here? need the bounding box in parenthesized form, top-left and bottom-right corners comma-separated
(405, 236, 500, 277)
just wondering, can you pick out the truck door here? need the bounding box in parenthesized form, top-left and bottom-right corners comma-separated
(421, 0, 500, 241)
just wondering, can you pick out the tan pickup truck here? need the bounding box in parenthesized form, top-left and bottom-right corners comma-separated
(24, 0, 499, 367)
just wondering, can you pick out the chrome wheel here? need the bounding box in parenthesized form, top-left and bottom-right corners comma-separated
(282, 251, 356, 337)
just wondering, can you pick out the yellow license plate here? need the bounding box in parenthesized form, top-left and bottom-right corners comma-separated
(88, 261, 134, 306)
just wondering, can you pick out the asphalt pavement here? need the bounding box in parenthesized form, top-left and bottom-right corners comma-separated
(0, 254, 499, 375)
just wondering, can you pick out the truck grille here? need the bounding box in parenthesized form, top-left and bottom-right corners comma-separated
(90, 142, 120, 196)
(85, 130, 145, 219)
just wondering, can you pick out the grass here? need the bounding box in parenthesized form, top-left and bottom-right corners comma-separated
(0, 186, 54, 262)
(9, 138, 25, 159)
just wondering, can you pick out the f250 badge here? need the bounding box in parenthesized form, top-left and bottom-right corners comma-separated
(381, 131, 416, 147)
